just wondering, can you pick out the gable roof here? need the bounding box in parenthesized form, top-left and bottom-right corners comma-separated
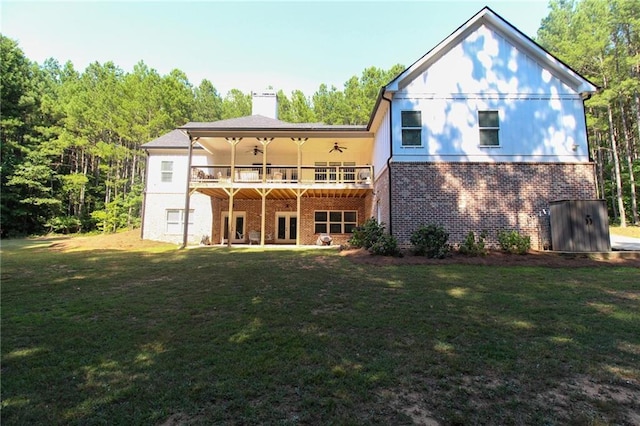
(384, 6, 598, 96)
(143, 129, 192, 149)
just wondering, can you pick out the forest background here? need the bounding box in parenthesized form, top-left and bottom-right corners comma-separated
(1, 0, 638, 237)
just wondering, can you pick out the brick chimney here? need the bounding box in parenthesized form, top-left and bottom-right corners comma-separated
(251, 90, 278, 119)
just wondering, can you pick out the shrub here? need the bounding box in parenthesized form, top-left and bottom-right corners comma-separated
(458, 230, 488, 256)
(497, 230, 531, 254)
(410, 224, 450, 258)
(369, 233, 402, 257)
(46, 216, 82, 234)
(349, 217, 385, 249)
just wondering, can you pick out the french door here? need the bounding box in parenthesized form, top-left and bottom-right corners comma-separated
(275, 212, 297, 243)
(221, 212, 246, 243)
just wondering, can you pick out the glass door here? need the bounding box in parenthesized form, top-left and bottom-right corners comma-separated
(275, 212, 297, 243)
(221, 212, 246, 243)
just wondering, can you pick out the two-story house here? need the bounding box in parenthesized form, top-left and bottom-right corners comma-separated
(141, 7, 599, 249)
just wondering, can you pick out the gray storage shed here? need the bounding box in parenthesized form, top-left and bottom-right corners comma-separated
(549, 200, 611, 252)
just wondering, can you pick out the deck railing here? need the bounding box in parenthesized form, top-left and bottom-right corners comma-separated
(191, 165, 373, 185)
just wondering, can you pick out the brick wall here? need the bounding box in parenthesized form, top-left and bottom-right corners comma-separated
(373, 167, 391, 229)
(390, 162, 597, 250)
(212, 196, 367, 245)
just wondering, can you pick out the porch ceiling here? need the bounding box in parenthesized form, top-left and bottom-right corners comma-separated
(195, 136, 374, 164)
(194, 187, 371, 200)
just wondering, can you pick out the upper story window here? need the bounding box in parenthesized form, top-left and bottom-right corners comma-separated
(478, 111, 500, 147)
(401, 111, 422, 147)
(161, 161, 173, 182)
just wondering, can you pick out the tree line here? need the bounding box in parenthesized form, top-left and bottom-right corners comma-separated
(1, 0, 638, 237)
(537, 0, 639, 226)
(0, 33, 402, 236)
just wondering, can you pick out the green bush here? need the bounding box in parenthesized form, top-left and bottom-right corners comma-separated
(348, 218, 400, 257)
(349, 217, 385, 249)
(46, 216, 82, 234)
(410, 224, 450, 258)
(369, 233, 402, 257)
(497, 230, 531, 254)
(458, 230, 488, 256)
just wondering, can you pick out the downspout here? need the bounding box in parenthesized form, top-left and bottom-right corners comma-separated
(581, 91, 599, 198)
(381, 91, 393, 235)
(180, 134, 195, 249)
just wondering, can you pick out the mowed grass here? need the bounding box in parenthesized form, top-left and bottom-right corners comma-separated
(1, 238, 639, 425)
(610, 225, 640, 239)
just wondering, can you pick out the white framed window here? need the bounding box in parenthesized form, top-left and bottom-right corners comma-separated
(161, 161, 174, 182)
(478, 110, 500, 146)
(166, 209, 194, 234)
(314, 211, 357, 234)
(314, 162, 356, 183)
(401, 111, 422, 147)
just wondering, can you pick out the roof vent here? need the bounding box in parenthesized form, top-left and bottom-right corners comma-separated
(251, 90, 278, 119)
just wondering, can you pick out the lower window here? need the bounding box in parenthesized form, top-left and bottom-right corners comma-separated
(314, 211, 357, 234)
(166, 209, 194, 234)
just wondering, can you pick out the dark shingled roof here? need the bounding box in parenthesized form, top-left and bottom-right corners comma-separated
(180, 115, 364, 131)
(143, 129, 190, 149)
(143, 115, 367, 149)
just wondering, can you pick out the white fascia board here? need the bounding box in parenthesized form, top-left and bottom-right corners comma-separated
(386, 8, 598, 96)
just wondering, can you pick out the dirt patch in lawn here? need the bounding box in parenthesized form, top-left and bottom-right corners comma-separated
(339, 248, 640, 267)
(42, 230, 173, 252)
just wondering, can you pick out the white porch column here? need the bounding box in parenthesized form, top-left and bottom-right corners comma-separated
(180, 135, 198, 249)
(291, 138, 307, 246)
(225, 137, 241, 247)
(257, 137, 273, 245)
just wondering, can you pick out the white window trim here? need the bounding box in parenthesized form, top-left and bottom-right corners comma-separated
(400, 110, 423, 148)
(161, 161, 174, 183)
(166, 209, 194, 235)
(478, 110, 501, 148)
(314, 210, 358, 234)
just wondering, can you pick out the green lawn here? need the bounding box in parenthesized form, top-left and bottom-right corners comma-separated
(610, 225, 640, 238)
(2, 239, 639, 425)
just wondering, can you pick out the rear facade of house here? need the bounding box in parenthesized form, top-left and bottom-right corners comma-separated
(141, 7, 599, 250)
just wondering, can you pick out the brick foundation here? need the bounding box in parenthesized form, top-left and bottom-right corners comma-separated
(211, 197, 368, 245)
(390, 162, 597, 250)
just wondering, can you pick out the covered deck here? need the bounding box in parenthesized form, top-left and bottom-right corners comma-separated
(179, 115, 375, 247)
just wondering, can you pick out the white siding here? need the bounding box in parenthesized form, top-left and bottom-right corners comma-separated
(372, 107, 391, 175)
(392, 24, 590, 163)
(142, 192, 212, 245)
(143, 149, 213, 244)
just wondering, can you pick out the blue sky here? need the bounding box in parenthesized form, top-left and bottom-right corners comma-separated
(2, 1, 551, 96)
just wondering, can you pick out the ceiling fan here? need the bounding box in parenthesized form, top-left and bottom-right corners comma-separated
(329, 142, 347, 153)
(248, 146, 263, 155)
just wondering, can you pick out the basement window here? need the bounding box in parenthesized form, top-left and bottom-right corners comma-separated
(166, 209, 194, 234)
(314, 211, 357, 234)
(478, 111, 500, 146)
